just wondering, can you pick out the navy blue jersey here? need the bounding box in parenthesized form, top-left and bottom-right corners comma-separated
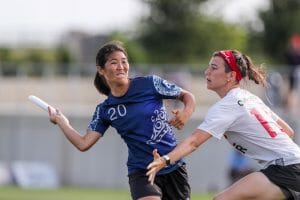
(88, 75, 185, 175)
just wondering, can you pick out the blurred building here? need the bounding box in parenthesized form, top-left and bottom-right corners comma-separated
(60, 31, 108, 64)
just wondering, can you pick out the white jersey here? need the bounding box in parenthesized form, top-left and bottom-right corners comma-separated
(198, 88, 300, 168)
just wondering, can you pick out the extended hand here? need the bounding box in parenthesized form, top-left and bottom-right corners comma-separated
(146, 149, 166, 185)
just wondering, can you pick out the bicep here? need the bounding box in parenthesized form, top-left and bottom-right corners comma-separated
(190, 129, 213, 147)
(177, 89, 194, 102)
(180, 129, 212, 149)
(168, 129, 212, 162)
(177, 89, 187, 101)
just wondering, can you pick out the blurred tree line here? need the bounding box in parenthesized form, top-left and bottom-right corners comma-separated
(0, 46, 73, 76)
(259, 0, 300, 62)
(1, 0, 300, 75)
(125, 0, 300, 69)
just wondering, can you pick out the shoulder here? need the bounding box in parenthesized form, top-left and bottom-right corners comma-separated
(208, 90, 243, 114)
(133, 74, 164, 82)
(131, 74, 167, 88)
(130, 75, 156, 84)
(221, 88, 253, 107)
(94, 102, 106, 112)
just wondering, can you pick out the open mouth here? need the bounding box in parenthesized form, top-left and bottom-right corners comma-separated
(116, 72, 125, 76)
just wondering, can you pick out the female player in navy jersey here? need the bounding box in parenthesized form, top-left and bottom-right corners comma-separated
(147, 50, 300, 200)
(48, 41, 196, 200)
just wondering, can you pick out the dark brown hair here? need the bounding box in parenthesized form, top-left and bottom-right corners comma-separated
(94, 41, 128, 96)
(214, 50, 267, 86)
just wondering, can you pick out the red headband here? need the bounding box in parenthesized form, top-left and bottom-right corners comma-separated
(217, 50, 242, 81)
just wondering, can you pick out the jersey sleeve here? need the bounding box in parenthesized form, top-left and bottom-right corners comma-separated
(152, 75, 182, 99)
(87, 104, 109, 135)
(270, 109, 280, 121)
(197, 102, 239, 139)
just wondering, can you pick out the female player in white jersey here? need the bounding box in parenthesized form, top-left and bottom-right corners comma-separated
(147, 50, 300, 199)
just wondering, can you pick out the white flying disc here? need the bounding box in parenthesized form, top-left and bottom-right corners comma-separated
(28, 95, 55, 112)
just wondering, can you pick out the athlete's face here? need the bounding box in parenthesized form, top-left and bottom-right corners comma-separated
(204, 56, 232, 95)
(98, 51, 129, 84)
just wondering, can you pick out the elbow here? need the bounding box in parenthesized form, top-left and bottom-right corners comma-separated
(188, 93, 196, 112)
(283, 126, 295, 138)
(288, 129, 295, 138)
(78, 147, 90, 152)
(188, 131, 209, 152)
(181, 91, 196, 111)
(77, 144, 91, 152)
(190, 140, 200, 152)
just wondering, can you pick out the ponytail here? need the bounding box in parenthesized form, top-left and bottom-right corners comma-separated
(214, 49, 267, 87)
(242, 54, 267, 87)
(94, 72, 110, 96)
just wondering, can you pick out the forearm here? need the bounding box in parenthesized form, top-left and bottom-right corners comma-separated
(147, 130, 211, 185)
(277, 118, 294, 138)
(168, 136, 199, 164)
(57, 122, 89, 151)
(167, 130, 211, 164)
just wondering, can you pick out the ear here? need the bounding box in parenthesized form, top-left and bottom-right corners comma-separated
(228, 71, 237, 80)
(231, 71, 238, 80)
(226, 71, 232, 80)
(226, 71, 237, 83)
(97, 66, 104, 76)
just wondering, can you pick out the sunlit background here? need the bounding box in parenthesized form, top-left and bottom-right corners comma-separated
(1, 0, 300, 199)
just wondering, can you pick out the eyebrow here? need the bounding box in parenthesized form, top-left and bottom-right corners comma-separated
(108, 57, 127, 61)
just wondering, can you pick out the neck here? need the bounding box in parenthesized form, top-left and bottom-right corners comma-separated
(109, 79, 130, 97)
(216, 84, 239, 98)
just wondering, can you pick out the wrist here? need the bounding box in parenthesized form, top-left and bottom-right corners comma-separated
(162, 155, 171, 167)
(184, 108, 194, 117)
(58, 120, 71, 130)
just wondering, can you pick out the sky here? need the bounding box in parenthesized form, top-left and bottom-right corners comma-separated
(0, 0, 146, 46)
(201, 0, 269, 31)
(0, 0, 269, 46)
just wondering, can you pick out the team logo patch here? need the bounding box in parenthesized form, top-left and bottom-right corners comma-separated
(147, 108, 176, 146)
(237, 100, 244, 106)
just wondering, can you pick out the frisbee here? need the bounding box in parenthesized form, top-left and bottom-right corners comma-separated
(28, 95, 55, 112)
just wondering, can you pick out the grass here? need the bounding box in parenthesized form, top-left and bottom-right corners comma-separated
(0, 186, 214, 200)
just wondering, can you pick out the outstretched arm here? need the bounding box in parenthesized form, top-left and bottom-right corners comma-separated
(48, 107, 101, 151)
(169, 89, 196, 130)
(147, 129, 212, 184)
(277, 118, 294, 138)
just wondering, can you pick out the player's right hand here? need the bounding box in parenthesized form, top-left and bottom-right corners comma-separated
(48, 107, 69, 125)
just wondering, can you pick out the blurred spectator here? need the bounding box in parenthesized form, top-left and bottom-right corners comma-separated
(0, 162, 12, 186)
(265, 71, 285, 108)
(284, 33, 300, 111)
(227, 150, 255, 185)
(165, 70, 192, 90)
(164, 70, 193, 109)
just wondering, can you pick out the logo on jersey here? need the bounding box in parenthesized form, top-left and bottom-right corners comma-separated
(153, 75, 181, 96)
(147, 108, 175, 145)
(237, 100, 244, 106)
(233, 143, 247, 154)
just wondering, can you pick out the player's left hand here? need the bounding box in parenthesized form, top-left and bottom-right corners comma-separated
(169, 109, 188, 130)
(146, 149, 166, 185)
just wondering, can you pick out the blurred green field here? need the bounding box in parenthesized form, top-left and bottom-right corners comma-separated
(0, 186, 214, 200)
